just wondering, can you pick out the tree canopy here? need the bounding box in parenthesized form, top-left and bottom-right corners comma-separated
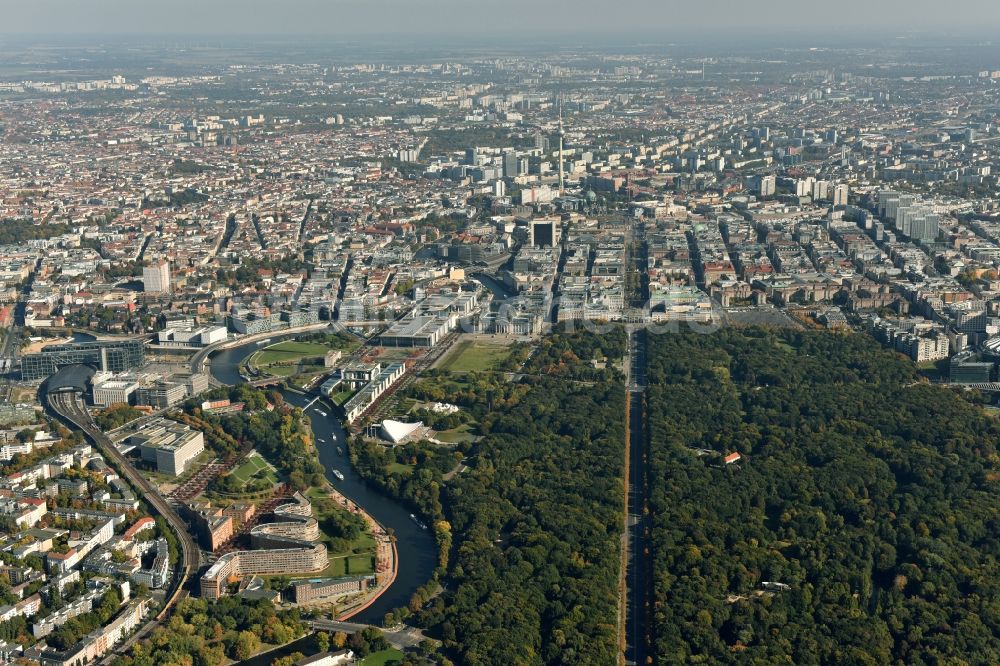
(420, 327, 628, 665)
(645, 328, 1000, 665)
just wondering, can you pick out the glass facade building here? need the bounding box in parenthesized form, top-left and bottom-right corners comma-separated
(21, 339, 145, 381)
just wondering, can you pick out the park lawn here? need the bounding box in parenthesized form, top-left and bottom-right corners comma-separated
(9, 387, 37, 403)
(253, 341, 330, 367)
(226, 454, 279, 491)
(291, 489, 379, 578)
(377, 348, 418, 363)
(387, 462, 413, 476)
(440, 340, 510, 372)
(361, 648, 404, 665)
(281, 532, 376, 579)
(310, 556, 348, 578)
(305, 486, 331, 503)
(265, 364, 298, 377)
(347, 554, 375, 575)
(230, 454, 270, 482)
(434, 424, 475, 443)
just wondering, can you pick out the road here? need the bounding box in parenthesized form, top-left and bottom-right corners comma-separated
(0, 260, 39, 376)
(310, 619, 427, 650)
(45, 390, 200, 620)
(623, 327, 653, 666)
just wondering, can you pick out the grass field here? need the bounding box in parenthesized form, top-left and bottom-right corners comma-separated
(439, 340, 510, 372)
(361, 649, 404, 665)
(347, 554, 375, 574)
(290, 487, 378, 579)
(434, 424, 475, 444)
(331, 389, 354, 406)
(387, 462, 413, 475)
(267, 530, 376, 580)
(230, 454, 277, 488)
(253, 341, 330, 367)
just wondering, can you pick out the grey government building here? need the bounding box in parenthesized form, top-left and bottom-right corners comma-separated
(21, 339, 145, 381)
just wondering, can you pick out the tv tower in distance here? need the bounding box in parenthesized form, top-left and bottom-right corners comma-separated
(558, 95, 565, 196)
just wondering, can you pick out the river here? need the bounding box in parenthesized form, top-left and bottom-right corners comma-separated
(470, 272, 516, 300)
(208, 336, 438, 625)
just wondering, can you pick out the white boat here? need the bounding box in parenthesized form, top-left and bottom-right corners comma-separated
(410, 513, 428, 530)
(337, 446, 344, 455)
(332, 469, 345, 481)
(259, 338, 272, 344)
(331, 434, 338, 441)
(316, 410, 327, 417)
(318, 438, 326, 443)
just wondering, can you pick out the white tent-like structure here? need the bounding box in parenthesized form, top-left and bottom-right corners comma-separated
(380, 419, 423, 444)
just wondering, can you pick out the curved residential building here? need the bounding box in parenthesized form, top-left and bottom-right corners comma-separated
(200, 492, 327, 599)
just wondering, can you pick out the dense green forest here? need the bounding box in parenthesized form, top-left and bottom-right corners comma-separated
(645, 328, 1000, 664)
(346, 328, 628, 664)
(424, 327, 627, 665)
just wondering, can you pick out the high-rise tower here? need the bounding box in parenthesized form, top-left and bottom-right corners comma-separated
(143, 259, 172, 294)
(558, 96, 565, 196)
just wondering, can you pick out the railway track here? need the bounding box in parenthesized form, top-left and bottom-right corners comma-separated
(45, 390, 200, 622)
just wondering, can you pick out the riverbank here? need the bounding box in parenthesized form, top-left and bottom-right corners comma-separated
(317, 485, 400, 621)
(339, 538, 399, 622)
(208, 337, 438, 624)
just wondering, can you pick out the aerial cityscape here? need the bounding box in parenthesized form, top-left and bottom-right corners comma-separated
(1, 2, 1000, 665)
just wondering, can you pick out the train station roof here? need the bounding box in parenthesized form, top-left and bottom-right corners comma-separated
(46, 364, 96, 394)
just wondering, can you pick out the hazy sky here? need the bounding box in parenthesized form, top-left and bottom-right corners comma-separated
(3, 0, 999, 36)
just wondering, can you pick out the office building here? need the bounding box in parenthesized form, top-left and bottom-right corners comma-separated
(950, 352, 993, 383)
(142, 261, 171, 294)
(201, 493, 327, 599)
(291, 576, 373, 605)
(128, 420, 204, 476)
(135, 381, 186, 409)
(379, 316, 452, 348)
(23, 340, 145, 381)
(503, 151, 519, 178)
(529, 218, 561, 248)
(811, 180, 829, 201)
(342, 362, 407, 423)
(92, 378, 139, 407)
(833, 184, 849, 207)
(155, 326, 227, 348)
(754, 174, 776, 197)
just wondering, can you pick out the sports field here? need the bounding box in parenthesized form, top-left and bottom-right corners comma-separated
(439, 340, 510, 372)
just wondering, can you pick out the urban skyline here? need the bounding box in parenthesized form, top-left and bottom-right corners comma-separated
(1, 18, 1000, 666)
